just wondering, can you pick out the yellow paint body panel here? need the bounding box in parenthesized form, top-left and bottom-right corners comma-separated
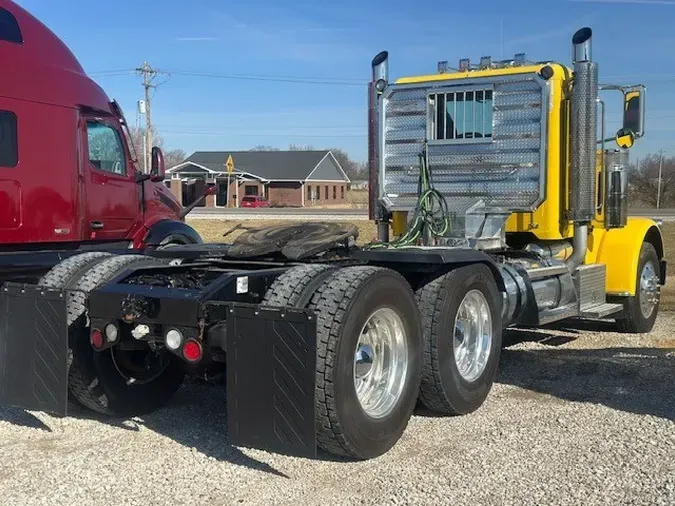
(395, 65, 556, 84)
(584, 217, 663, 295)
(391, 211, 408, 238)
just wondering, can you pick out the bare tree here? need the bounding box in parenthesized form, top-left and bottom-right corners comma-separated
(250, 145, 280, 151)
(628, 152, 675, 208)
(328, 147, 368, 180)
(122, 125, 188, 170)
(164, 149, 187, 169)
(288, 144, 315, 151)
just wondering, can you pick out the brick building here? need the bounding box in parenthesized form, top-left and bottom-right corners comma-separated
(166, 150, 351, 208)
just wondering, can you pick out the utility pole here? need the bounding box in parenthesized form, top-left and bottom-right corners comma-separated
(657, 149, 664, 209)
(135, 62, 158, 174)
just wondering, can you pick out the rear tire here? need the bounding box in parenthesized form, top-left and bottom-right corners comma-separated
(42, 254, 186, 416)
(615, 242, 661, 333)
(416, 264, 502, 415)
(262, 263, 337, 308)
(308, 266, 422, 459)
(38, 252, 114, 291)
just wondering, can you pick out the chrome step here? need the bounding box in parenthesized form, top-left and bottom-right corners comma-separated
(579, 302, 623, 319)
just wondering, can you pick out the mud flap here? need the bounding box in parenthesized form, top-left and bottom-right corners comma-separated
(0, 283, 69, 415)
(224, 303, 317, 458)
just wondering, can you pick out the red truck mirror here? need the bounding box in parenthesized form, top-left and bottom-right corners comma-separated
(151, 147, 166, 182)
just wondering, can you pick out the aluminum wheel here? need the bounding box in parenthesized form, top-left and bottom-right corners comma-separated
(353, 307, 409, 419)
(453, 289, 492, 383)
(639, 260, 660, 319)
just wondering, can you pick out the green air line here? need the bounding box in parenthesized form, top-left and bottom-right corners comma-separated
(365, 150, 452, 250)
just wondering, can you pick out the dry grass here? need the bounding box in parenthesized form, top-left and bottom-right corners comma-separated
(186, 219, 378, 245)
(304, 190, 369, 209)
(186, 219, 675, 311)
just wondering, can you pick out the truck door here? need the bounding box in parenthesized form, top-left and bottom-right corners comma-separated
(83, 118, 138, 241)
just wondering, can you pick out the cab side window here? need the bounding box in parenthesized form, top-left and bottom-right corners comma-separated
(86, 121, 127, 176)
(0, 8, 23, 44)
(0, 110, 18, 167)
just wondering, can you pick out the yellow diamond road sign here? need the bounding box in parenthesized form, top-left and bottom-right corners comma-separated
(226, 154, 234, 174)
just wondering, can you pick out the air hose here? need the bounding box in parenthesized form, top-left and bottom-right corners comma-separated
(368, 150, 451, 248)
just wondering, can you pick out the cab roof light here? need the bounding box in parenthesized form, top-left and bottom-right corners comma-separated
(459, 58, 470, 72)
(514, 53, 526, 66)
(479, 56, 492, 69)
(437, 60, 448, 74)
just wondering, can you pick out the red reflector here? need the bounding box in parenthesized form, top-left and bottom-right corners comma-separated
(182, 339, 202, 363)
(90, 329, 104, 350)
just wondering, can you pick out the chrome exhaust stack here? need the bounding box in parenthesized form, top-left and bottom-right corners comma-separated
(566, 27, 598, 270)
(369, 51, 389, 241)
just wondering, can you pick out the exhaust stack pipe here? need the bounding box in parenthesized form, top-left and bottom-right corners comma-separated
(369, 51, 389, 241)
(566, 27, 598, 270)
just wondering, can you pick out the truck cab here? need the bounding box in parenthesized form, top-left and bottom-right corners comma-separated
(0, 1, 199, 254)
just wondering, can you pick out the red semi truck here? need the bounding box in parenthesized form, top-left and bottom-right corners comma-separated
(0, 0, 202, 282)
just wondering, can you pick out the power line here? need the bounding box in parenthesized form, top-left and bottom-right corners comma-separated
(155, 123, 365, 131)
(88, 67, 675, 86)
(160, 129, 365, 138)
(158, 69, 366, 86)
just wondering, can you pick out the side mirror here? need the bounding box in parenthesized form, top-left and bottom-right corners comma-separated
(621, 87, 645, 141)
(150, 146, 166, 182)
(615, 127, 635, 149)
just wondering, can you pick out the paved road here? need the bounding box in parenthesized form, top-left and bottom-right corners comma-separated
(629, 208, 675, 221)
(191, 207, 368, 216)
(189, 207, 675, 222)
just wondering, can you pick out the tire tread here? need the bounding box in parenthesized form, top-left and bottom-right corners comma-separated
(309, 265, 396, 457)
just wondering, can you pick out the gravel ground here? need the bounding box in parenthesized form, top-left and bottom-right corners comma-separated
(1, 314, 673, 506)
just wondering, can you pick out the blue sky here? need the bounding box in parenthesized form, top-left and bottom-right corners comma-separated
(14, 0, 675, 162)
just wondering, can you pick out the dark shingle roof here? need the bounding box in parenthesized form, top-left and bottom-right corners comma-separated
(184, 150, 333, 181)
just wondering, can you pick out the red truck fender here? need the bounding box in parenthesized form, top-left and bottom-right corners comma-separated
(135, 219, 203, 249)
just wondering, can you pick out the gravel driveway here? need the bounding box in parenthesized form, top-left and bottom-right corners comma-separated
(1, 314, 673, 506)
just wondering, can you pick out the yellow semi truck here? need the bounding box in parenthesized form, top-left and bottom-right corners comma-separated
(0, 24, 666, 461)
(368, 26, 663, 334)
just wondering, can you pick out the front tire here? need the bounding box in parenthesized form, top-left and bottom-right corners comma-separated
(309, 266, 422, 459)
(615, 242, 661, 333)
(416, 264, 502, 415)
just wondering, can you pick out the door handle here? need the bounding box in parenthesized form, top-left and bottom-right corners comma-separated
(90, 221, 104, 230)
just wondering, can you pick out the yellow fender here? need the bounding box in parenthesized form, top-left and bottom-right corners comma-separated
(590, 217, 665, 296)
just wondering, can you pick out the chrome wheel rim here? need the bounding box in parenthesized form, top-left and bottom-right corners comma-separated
(639, 261, 660, 319)
(453, 289, 492, 383)
(353, 307, 409, 419)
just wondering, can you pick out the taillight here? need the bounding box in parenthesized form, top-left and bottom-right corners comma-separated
(182, 339, 203, 363)
(90, 329, 104, 350)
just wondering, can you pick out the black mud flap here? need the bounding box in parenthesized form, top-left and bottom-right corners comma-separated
(224, 303, 317, 458)
(0, 283, 69, 415)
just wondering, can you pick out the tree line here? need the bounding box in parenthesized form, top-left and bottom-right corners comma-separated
(628, 152, 675, 208)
